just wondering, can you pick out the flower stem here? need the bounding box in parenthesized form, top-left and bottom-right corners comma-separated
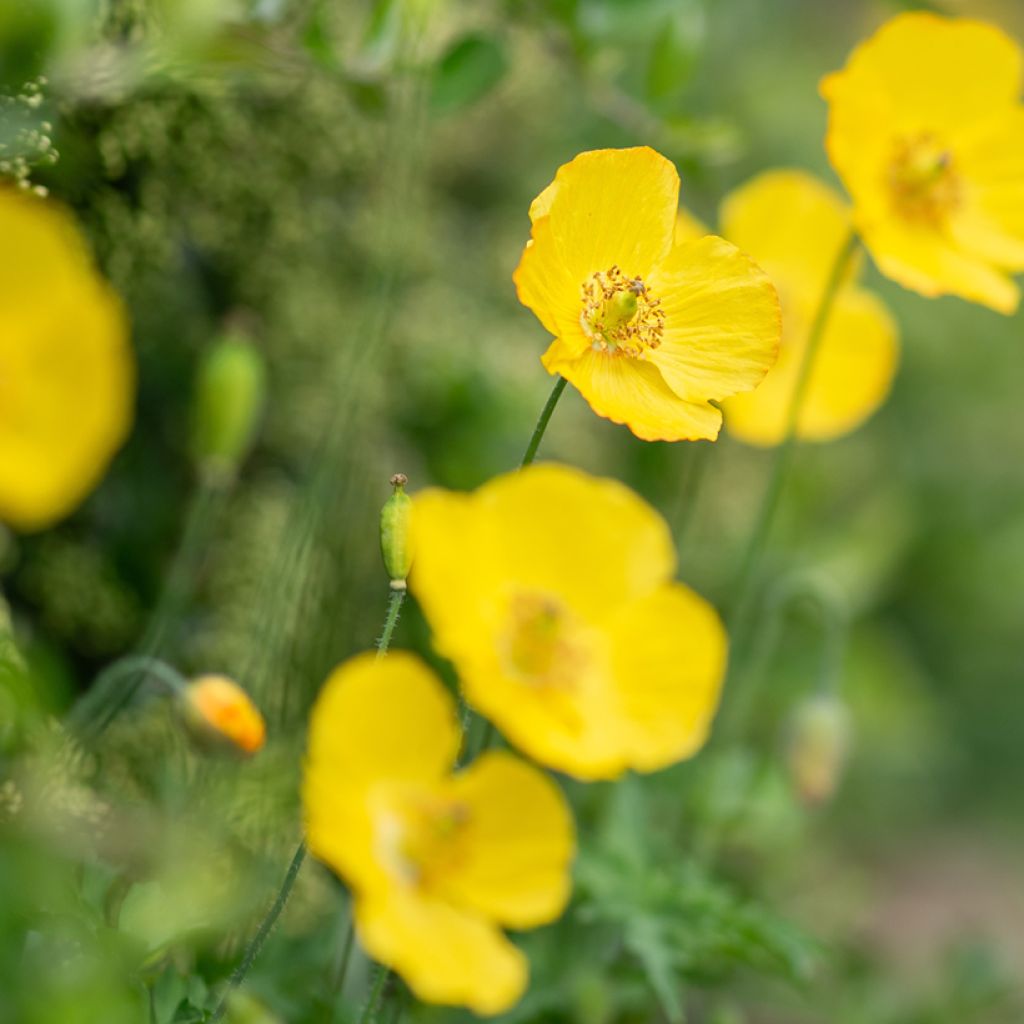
(376, 590, 406, 659)
(210, 585, 404, 1021)
(720, 230, 859, 738)
(521, 375, 567, 467)
(210, 842, 308, 1023)
(359, 965, 392, 1024)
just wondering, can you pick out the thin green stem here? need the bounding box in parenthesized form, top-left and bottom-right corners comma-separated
(211, 586, 403, 1021)
(521, 375, 567, 467)
(375, 590, 406, 659)
(210, 843, 308, 1023)
(719, 230, 859, 740)
(359, 965, 391, 1024)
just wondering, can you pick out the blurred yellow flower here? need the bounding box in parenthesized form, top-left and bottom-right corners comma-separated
(0, 188, 134, 530)
(303, 652, 573, 1015)
(182, 674, 266, 756)
(677, 171, 899, 445)
(411, 464, 727, 779)
(513, 147, 781, 441)
(821, 13, 1024, 313)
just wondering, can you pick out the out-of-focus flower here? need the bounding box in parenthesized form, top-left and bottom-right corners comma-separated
(513, 147, 781, 441)
(181, 674, 265, 756)
(0, 188, 133, 530)
(303, 652, 574, 1015)
(380, 473, 413, 589)
(785, 692, 851, 806)
(411, 463, 727, 779)
(821, 13, 1024, 313)
(677, 171, 899, 445)
(191, 331, 267, 483)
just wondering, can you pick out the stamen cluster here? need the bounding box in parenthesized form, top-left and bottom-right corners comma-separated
(579, 265, 665, 356)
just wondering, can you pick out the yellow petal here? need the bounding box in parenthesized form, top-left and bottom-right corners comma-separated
(539, 147, 679, 282)
(862, 218, 1019, 314)
(514, 212, 590, 351)
(952, 107, 1024, 271)
(0, 191, 134, 531)
(606, 583, 727, 772)
(644, 234, 781, 405)
(441, 750, 574, 928)
(306, 652, 460, 789)
(356, 891, 527, 1015)
(725, 286, 899, 445)
(821, 13, 1023, 135)
(719, 170, 859, 298)
(546, 348, 724, 442)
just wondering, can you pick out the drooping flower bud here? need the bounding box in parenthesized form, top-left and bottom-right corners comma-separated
(180, 674, 266, 757)
(191, 332, 267, 483)
(380, 473, 413, 590)
(785, 692, 851, 806)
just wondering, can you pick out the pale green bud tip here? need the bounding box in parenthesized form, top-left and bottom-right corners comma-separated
(785, 693, 851, 806)
(380, 474, 414, 587)
(191, 333, 268, 482)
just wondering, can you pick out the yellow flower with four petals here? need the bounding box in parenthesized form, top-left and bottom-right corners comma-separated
(303, 652, 574, 1015)
(410, 463, 727, 780)
(514, 147, 782, 441)
(822, 13, 1024, 313)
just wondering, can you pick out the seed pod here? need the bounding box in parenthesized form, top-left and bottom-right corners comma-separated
(191, 333, 267, 483)
(180, 674, 266, 757)
(380, 473, 413, 589)
(785, 692, 851, 806)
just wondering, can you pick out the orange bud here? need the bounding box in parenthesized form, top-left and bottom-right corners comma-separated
(181, 674, 266, 756)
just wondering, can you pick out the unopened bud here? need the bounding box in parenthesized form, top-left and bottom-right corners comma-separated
(380, 474, 413, 590)
(192, 333, 267, 483)
(785, 693, 850, 806)
(180, 675, 266, 757)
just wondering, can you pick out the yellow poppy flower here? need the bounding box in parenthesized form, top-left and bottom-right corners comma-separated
(410, 463, 727, 780)
(513, 147, 781, 442)
(821, 13, 1024, 313)
(677, 171, 899, 445)
(0, 188, 134, 530)
(303, 652, 574, 1015)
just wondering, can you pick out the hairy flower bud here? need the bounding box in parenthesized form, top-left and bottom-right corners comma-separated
(785, 693, 850, 806)
(191, 332, 267, 483)
(380, 473, 413, 590)
(180, 674, 266, 757)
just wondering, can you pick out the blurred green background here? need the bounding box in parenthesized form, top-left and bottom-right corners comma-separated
(2, 1, 1024, 1022)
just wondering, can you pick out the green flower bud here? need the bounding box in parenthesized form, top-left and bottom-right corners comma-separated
(380, 473, 413, 589)
(192, 332, 267, 483)
(785, 692, 851, 806)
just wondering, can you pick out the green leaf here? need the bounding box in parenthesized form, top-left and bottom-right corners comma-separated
(430, 33, 508, 114)
(646, 8, 703, 101)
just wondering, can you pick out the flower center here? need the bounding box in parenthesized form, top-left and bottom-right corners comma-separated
(579, 266, 664, 357)
(376, 787, 470, 889)
(502, 591, 581, 687)
(888, 133, 961, 225)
